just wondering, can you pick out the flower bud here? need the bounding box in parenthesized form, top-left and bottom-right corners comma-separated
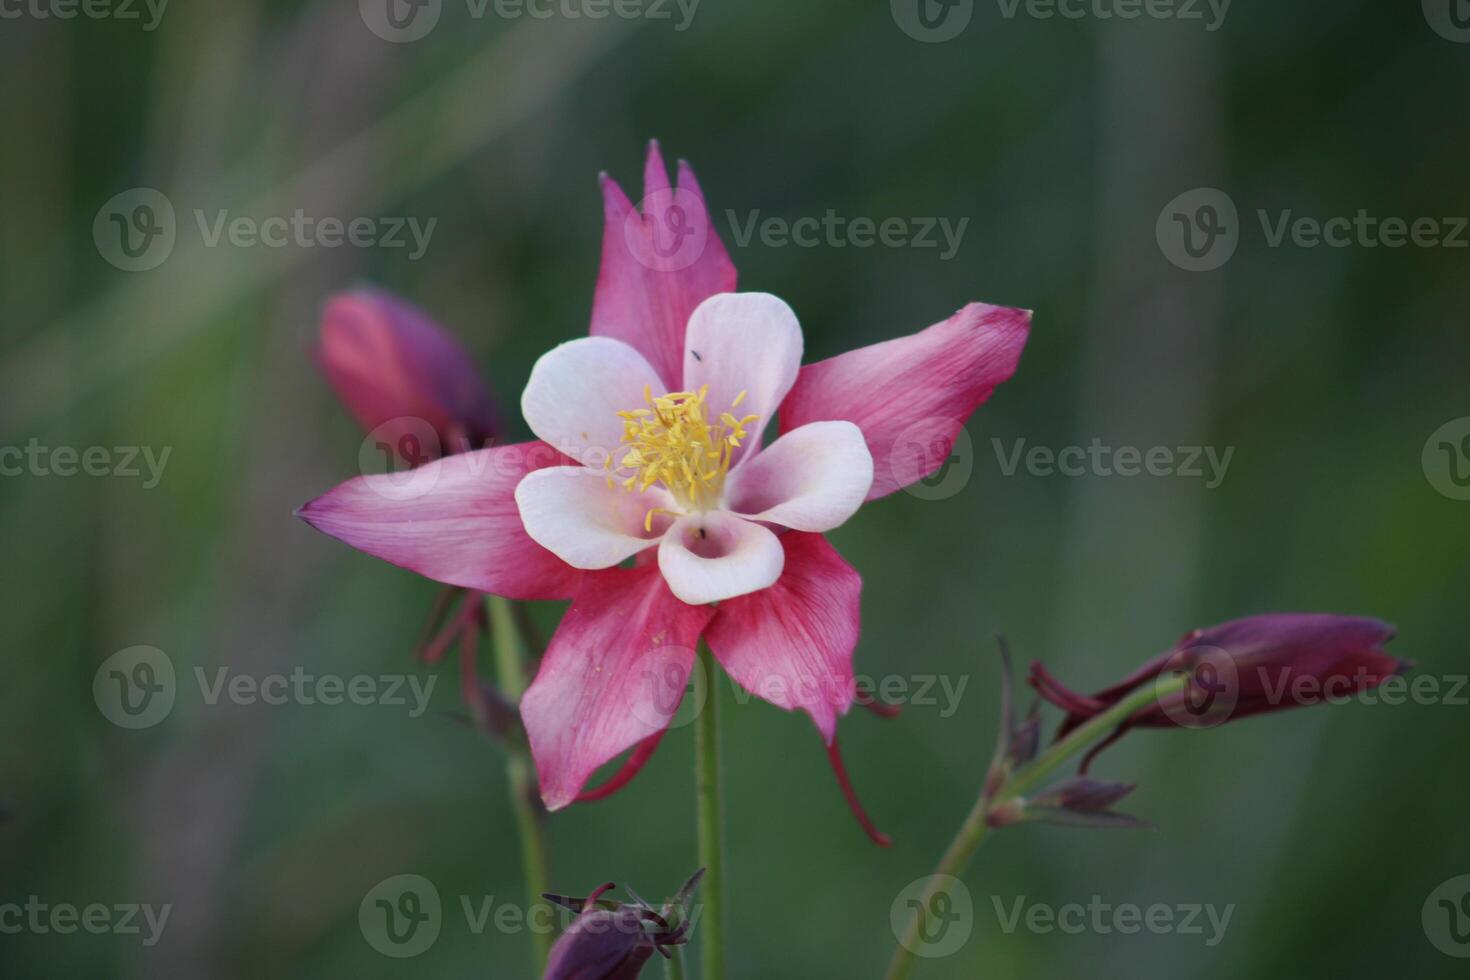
(316, 289, 500, 460)
(1030, 613, 1409, 770)
(542, 872, 702, 980)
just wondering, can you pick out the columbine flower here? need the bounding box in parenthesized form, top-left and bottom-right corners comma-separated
(297, 143, 1030, 833)
(1029, 612, 1409, 770)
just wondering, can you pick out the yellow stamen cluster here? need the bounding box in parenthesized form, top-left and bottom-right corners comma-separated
(610, 384, 758, 520)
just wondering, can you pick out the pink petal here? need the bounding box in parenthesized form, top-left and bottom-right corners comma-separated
(682, 292, 803, 468)
(779, 303, 1031, 500)
(589, 142, 738, 388)
(514, 466, 675, 569)
(316, 289, 500, 454)
(520, 337, 664, 467)
(522, 565, 716, 810)
(657, 511, 784, 605)
(703, 532, 861, 741)
(724, 420, 873, 531)
(297, 441, 580, 600)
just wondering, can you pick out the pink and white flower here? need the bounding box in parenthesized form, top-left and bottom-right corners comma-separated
(298, 142, 1031, 835)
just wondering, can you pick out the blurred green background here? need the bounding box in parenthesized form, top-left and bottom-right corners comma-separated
(3, 0, 1469, 976)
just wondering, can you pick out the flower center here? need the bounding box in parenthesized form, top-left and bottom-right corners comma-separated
(610, 384, 759, 520)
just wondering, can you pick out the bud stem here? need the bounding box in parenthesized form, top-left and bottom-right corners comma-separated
(694, 644, 728, 980)
(488, 595, 553, 973)
(884, 669, 1189, 980)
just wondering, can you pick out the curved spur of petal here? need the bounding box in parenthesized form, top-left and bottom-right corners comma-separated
(522, 565, 716, 810)
(682, 292, 803, 467)
(521, 337, 665, 468)
(316, 289, 500, 451)
(657, 511, 784, 606)
(575, 728, 668, 803)
(827, 738, 891, 847)
(780, 303, 1031, 500)
(296, 441, 580, 600)
(703, 532, 860, 741)
(724, 421, 873, 532)
(590, 142, 738, 388)
(515, 466, 675, 570)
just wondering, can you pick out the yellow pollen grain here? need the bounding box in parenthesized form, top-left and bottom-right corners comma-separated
(612, 384, 758, 516)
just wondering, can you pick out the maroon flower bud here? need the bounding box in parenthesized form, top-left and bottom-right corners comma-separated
(1030, 613, 1409, 770)
(542, 872, 702, 980)
(315, 289, 500, 461)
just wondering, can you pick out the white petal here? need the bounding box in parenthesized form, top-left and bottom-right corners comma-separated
(657, 511, 784, 605)
(521, 337, 664, 468)
(724, 421, 873, 531)
(515, 467, 676, 570)
(681, 292, 803, 466)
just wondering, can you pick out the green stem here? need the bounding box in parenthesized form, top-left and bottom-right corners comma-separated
(998, 671, 1189, 803)
(664, 946, 687, 980)
(884, 670, 1190, 980)
(488, 595, 553, 973)
(694, 645, 727, 980)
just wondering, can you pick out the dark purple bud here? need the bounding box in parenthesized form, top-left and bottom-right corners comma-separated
(1029, 613, 1409, 770)
(542, 873, 701, 980)
(315, 289, 500, 460)
(1034, 777, 1136, 812)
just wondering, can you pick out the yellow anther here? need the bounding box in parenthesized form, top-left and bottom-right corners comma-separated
(613, 386, 757, 509)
